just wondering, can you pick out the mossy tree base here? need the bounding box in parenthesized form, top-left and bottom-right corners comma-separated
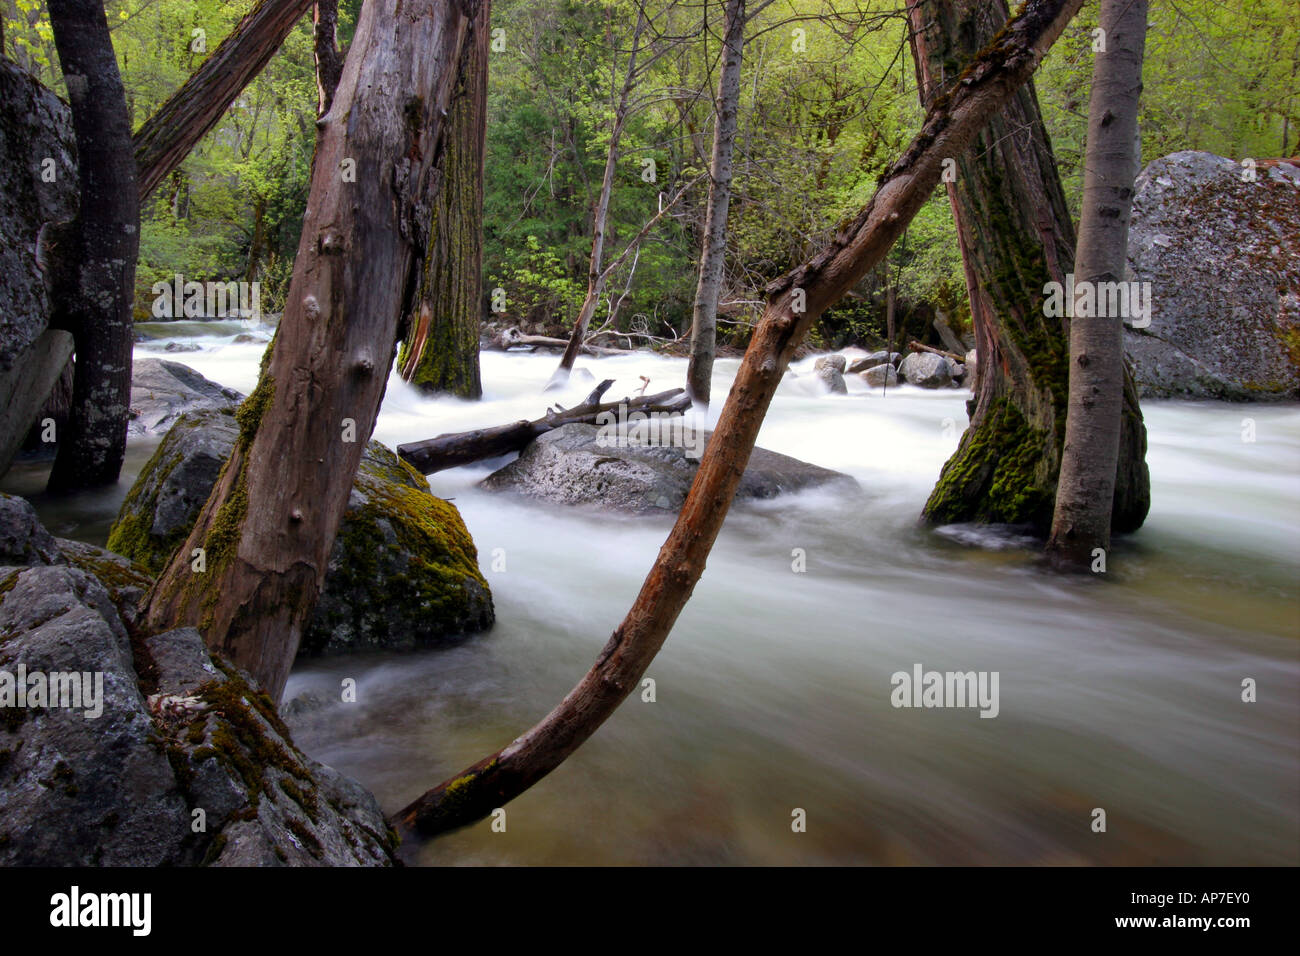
(913, 0, 1150, 535)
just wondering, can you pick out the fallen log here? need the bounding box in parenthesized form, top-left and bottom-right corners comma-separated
(907, 339, 966, 364)
(397, 387, 691, 474)
(486, 327, 630, 356)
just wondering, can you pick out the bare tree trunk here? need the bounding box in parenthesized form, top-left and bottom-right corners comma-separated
(133, 0, 314, 200)
(686, 0, 744, 407)
(312, 0, 344, 116)
(398, 0, 488, 399)
(393, 0, 1085, 840)
(143, 0, 474, 705)
(910, 0, 1149, 534)
(1046, 0, 1148, 568)
(44, 0, 140, 493)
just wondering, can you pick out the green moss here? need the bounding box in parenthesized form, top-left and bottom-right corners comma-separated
(285, 815, 323, 859)
(0, 571, 18, 600)
(106, 441, 192, 573)
(234, 375, 275, 451)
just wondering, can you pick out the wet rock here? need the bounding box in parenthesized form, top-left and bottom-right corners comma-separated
(1124, 151, 1300, 399)
(899, 352, 953, 388)
(107, 408, 494, 657)
(848, 351, 900, 374)
(481, 422, 858, 513)
(129, 358, 244, 436)
(0, 502, 397, 866)
(861, 364, 898, 388)
(0, 493, 64, 566)
(814, 355, 848, 394)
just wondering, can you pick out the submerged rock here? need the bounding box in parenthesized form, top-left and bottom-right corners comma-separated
(107, 408, 493, 656)
(129, 358, 244, 436)
(899, 351, 953, 388)
(1124, 151, 1300, 399)
(481, 422, 858, 513)
(0, 507, 396, 866)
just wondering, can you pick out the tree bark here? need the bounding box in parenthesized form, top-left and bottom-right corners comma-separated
(133, 0, 314, 201)
(1046, 0, 1148, 568)
(44, 0, 140, 493)
(911, 0, 1149, 534)
(392, 0, 1086, 840)
(398, 0, 488, 399)
(313, 0, 344, 116)
(686, 0, 744, 407)
(143, 0, 474, 705)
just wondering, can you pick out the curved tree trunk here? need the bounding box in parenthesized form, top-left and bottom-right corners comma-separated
(686, 0, 744, 407)
(143, 0, 474, 705)
(1046, 0, 1149, 567)
(398, 0, 488, 399)
(913, 0, 1149, 534)
(45, 0, 140, 493)
(393, 0, 1086, 840)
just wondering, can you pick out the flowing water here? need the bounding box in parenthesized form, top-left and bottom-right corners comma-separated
(6, 323, 1298, 866)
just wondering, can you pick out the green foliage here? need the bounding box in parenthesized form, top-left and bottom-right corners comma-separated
(3, 0, 1290, 341)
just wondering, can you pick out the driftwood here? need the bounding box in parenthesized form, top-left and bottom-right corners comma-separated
(486, 327, 630, 356)
(907, 339, 966, 364)
(397, 383, 691, 474)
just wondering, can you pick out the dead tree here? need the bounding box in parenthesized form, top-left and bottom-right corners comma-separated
(397, 384, 692, 474)
(144, 0, 476, 705)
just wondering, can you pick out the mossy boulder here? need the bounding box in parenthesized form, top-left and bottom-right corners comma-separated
(108, 408, 493, 657)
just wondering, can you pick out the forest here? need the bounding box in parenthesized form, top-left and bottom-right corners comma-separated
(0, 0, 1296, 873)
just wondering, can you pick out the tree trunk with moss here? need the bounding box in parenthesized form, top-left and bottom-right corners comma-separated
(911, 0, 1149, 533)
(398, 0, 487, 399)
(143, 0, 475, 705)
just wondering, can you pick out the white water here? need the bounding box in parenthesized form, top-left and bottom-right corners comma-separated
(11, 326, 1299, 865)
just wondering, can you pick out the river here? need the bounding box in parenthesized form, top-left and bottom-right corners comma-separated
(5, 322, 1297, 865)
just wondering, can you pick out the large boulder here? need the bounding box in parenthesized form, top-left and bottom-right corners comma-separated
(899, 351, 953, 388)
(0, 506, 396, 866)
(0, 61, 77, 378)
(1124, 151, 1300, 399)
(481, 422, 858, 513)
(107, 408, 493, 656)
(129, 358, 244, 436)
(0, 63, 78, 476)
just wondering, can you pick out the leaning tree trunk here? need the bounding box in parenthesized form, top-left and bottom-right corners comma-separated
(143, 0, 474, 705)
(44, 0, 140, 492)
(134, 0, 314, 200)
(685, 0, 744, 407)
(1046, 0, 1148, 567)
(393, 0, 1086, 840)
(398, 0, 488, 399)
(912, 0, 1149, 534)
